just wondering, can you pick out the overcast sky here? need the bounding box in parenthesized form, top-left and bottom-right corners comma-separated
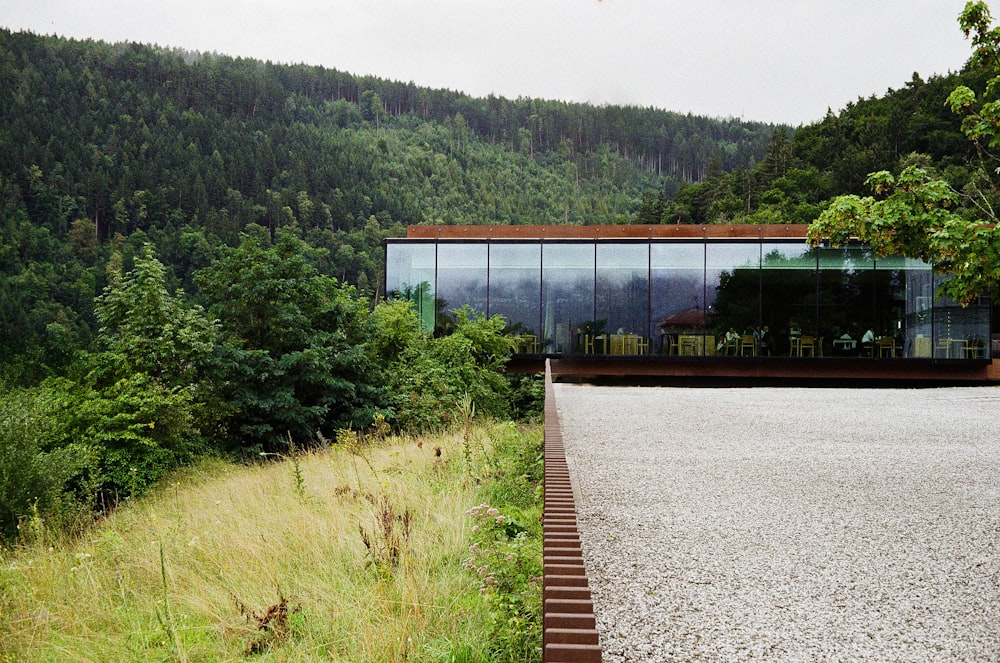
(0, 0, 976, 125)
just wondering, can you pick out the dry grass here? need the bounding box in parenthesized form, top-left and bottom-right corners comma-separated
(0, 423, 532, 661)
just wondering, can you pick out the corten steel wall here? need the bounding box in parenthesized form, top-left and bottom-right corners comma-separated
(407, 223, 809, 240)
(543, 360, 603, 662)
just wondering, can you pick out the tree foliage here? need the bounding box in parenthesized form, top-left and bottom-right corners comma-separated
(196, 228, 381, 452)
(808, 1, 1000, 305)
(371, 302, 514, 432)
(0, 386, 96, 540)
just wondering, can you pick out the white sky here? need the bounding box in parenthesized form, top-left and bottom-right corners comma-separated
(0, 0, 976, 125)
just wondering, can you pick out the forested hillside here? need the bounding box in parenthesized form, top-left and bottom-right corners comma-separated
(643, 69, 984, 226)
(0, 28, 779, 366)
(0, 20, 992, 555)
(0, 28, 774, 240)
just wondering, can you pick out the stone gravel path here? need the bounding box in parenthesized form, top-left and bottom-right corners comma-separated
(554, 385, 1000, 662)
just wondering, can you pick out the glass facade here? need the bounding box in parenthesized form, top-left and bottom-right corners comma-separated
(385, 237, 991, 360)
(541, 243, 594, 354)
(487, 242, 541, 337)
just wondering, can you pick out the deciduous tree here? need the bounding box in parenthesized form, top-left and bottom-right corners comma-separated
(808, 1, 1000, 305)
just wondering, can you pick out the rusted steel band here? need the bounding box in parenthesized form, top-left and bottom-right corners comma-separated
(543, 360, 602, 662)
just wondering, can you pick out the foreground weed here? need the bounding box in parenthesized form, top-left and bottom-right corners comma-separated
(287, 433, 307, 499)
(358, 494, 413, 576)
(338, 427, 379, 486)
(231, 587, 303, 655)
(155, 542, 187, 663)
(458, 393, 476, 478)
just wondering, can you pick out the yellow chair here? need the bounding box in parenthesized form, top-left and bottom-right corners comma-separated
(739, 334, 756, 356)
(662, 334, 680, 355)
(797, 335, 816, 357)
(517, 334, 537, 353)
(636, 335, 650, 355)
(609, 334, 625, 355)
(876, 337, 896, 357)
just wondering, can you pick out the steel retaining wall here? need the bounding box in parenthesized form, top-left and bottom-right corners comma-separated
(543, 360, 603, 662)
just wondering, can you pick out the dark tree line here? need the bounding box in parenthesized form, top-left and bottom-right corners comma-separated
(640, 67, 984, 226)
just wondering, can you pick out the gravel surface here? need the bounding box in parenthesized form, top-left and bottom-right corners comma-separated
(553, 385, 1000, 662)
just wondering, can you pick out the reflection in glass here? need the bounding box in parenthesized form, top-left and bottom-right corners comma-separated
(930, 274, 991, 359)
(651, 242, 705, 354)
(760, 242, 816, 356)
(817, 244, 874, 356)
(436, 243, 488, 334)
(708, 242, 761, 347)
(489, 242, 541, 337)
(597, 243, 649, 340)
(385, 241, 436, 333)
(543, 243, 595, 354)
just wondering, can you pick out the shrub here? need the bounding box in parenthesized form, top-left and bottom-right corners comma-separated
(0, 386, 97, 541)
(58, 372, 204, 500)
(375, 303, 515, 431)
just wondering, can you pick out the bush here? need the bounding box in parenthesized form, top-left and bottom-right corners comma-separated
(464, 424, 544, 660)
(55, 371, 205, 500)
(197, 229, 383, 451)
(374, 304, 515, 431)
(0, 386, 97, 541)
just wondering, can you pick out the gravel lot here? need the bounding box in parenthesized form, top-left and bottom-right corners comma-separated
(553, 384, 1000, 662)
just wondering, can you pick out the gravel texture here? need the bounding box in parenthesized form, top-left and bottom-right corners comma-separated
(553, 385, 1000, 662)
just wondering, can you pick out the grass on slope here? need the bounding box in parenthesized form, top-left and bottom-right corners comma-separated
(0, 421, 543, 662)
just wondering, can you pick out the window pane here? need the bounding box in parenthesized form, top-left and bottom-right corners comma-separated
(707, 241, 761, 353)
(597, 243, 649, 349)
(542, 242, 595, 354)
(436, 243, 488, 334)
(761, 241, 816, 356)
(905, 266, 934, 357)
(817, 244, 874, 357)
(489, 242, 541, 336)
(651, 242, 705, 354)
(930, 274, 991, 359)
(385, 241, 436, 333)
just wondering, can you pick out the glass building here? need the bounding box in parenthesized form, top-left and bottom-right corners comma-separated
(385, 226, 992, 361)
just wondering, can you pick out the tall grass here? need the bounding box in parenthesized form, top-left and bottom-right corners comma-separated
(0, 421, 542, 662)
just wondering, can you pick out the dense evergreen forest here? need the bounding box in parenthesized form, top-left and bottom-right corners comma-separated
(639, 69, 984, 226)
(0, 26, 988, 540)
(0, 28, 785, 367)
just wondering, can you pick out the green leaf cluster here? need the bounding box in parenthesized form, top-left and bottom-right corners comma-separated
(807, 1, 1000, 305)
(0, 386, 96, 540)
(197, 228, 382, 452)
(371, 303, 515, 432)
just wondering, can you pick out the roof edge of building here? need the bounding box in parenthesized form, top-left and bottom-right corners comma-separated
(405, 224, 812, 240)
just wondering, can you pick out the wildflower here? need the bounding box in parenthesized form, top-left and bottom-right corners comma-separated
(487, 508, 499, 517)
(471, 525, 479, 533)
